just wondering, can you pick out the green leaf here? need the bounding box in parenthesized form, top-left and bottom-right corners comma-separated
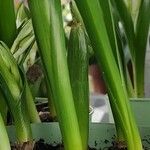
(115, 26, 135, 97)
(99, 0, 126, 86)
(16, 3, 30, 28)
(111, 0, 135, 60)
(124, 0, 132, 11)
(70, 0, 84, 25)
(29, 0, 83, 149)
(0, 42, 22, 86)
(68, 24, 89, 150)
(0, 0, 17, 47)
(0, 114, 11, 150)
(99, 0, 117, 61)
(0, 57, 32, 142)
(134, 0, 150, 97)
(131, 0, 142, 21)
(11, 19, 34, 54)
(0, 90, 8, 123)
(74, 0, 142, 149)
(0, 43, 40, 142)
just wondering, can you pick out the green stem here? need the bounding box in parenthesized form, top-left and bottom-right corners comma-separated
(0, 52, 32, 143)
(68, 24, 89, 150)
(26, 83, 41, 123)
(134, 63, 145, 97)
(13, 106, 32, 143)
(109, 93, 125, 141)
(126, 69, 136, 97)
(0, 114, 11, 150)
(134, 0, 150, 97)
(45, 76, 57, 118)
(29, 0, 83, 149)
(74, 0, 142, 149)
(0, 71, 32, 143)
(0, 0, 16, 47)
(0, 90, 8, 123)
(70, 0, 84, 25)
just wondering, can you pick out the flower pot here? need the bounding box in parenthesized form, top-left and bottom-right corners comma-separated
(7, 123, 150, 149)
(130, 98, 150, 126)
(90, 95, 150, 126)
(8, 98, 150, 149)
(109, 98, 150, 126)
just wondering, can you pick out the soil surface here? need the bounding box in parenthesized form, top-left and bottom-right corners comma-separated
(11, 139, 149, 150)
(108, 147, 127, 150)
(10, 96, 149, 150)
(11, 139, 97, 150)
(108, 141, 127, 150)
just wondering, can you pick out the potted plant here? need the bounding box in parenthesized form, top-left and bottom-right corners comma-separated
(29, 0, 149, 149)
(0, 0, 149, 149)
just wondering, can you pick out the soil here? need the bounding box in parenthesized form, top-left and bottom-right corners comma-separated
(10, 94, 149, 150)
(11, 139, 133, 150)
(33, 139, 63, 150)
(108, 147, 127, 150)
(11, 141, 34, 150)
(11, 139, 97, 150)
(36, 100, 57, 122)
(108, 141, 127, 150)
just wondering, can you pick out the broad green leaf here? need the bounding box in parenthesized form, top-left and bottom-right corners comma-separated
(0, 54, 32, 142)
(0, 43, 39, 142)
(68, 25, 89, 150)
(29, 0, 83, 149)
(74, 0, 142, 149)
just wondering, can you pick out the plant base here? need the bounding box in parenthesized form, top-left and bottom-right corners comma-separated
(11, 141, 35, 150)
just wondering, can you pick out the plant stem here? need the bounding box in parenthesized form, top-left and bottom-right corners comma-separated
(0, 113, 11, 150)
(108, 93, 125, 141)
(13, 105, 32, 142)
(68, 24, 89, 150)
(29, 0, 83, 149)
(0, 44, 32, 143)
(74, 0, 142, 149)
(0, 66, 32, 143)
(45, 77, 57, 118)
(26, 83, 41, 123)
(0, 90, 8, 123)
(134, 0, 150, 97)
